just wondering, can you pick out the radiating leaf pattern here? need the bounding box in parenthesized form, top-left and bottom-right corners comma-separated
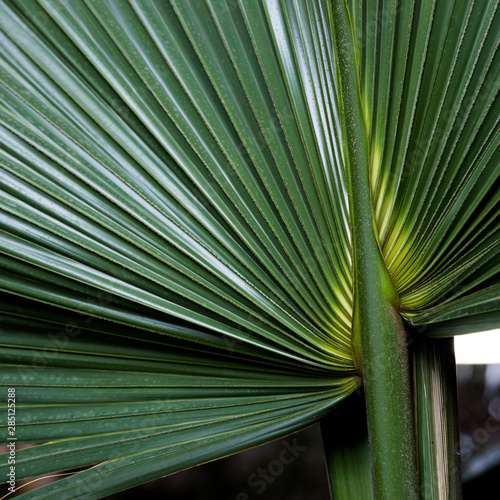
(0, 0, 498, 498)
(354, 0, 500, 326)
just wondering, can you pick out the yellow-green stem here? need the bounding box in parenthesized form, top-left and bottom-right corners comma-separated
(328, 2, 418, 498)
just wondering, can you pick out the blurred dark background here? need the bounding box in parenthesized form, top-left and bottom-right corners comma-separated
(458, 364, 500, 499)
(3, 364, 499, 499)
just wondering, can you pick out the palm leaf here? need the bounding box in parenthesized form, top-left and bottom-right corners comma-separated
(0, 297, 356, 498)
(0, 0, 498, 498)
(366, 0, 500, 324)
